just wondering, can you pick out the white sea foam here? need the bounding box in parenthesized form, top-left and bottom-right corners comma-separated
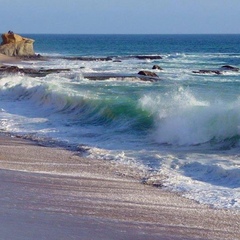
(153, 151, 240, 209)
(140, 87, 240, 146)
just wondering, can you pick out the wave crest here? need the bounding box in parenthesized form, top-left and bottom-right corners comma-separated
(140, 87, 240, 146)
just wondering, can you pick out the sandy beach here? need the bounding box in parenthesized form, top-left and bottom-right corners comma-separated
(0, 134, 239, 240)
(0, 53, 20, 64)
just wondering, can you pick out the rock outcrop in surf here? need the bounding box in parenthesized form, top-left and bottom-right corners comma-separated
(0, 65, 70, 77)
(138, 70, 159, 77)
(192, 65, 240, 75)
(152, 65, 163, 70)
(0, 32, 35, 57)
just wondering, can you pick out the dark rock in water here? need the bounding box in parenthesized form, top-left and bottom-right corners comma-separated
(0, 65, 19, 73)
(135, 55, 162, 60)
(192, 70, 222, 75)
(193, 65, 240, 75)
(19, 54, 48, 61)
(152, 65, 163, 70)
(58, 55, 162, 62)
(83, 72, 161, 82)
(105, 57, 113, 61)
(62, 56, 113, 61)
(138, 70, 159, 77)
(0, 65, 70, 77)
(220, 65, 239, 71)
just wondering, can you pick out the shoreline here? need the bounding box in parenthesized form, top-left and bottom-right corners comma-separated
(0, 134, 239, 240)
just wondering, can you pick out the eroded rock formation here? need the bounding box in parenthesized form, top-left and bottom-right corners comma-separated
(0, 32, 35, 57)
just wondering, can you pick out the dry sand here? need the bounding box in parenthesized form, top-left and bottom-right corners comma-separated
(0, 135, 239, 240)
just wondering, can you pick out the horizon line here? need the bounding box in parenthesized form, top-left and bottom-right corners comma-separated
(15, 33, 240, 35)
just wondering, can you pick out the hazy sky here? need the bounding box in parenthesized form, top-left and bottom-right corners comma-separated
(1, 0, 240, 34)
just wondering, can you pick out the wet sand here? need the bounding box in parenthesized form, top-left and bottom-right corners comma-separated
(0, 135, 239, 240)
(0, 53, 20, 64)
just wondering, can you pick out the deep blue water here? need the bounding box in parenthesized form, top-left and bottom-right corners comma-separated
(25, 34, 240, 56)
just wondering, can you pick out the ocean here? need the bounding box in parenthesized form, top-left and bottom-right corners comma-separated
(0, 34, 240, 209)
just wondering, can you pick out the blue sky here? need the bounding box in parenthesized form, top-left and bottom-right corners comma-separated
(1, 0, 240, 34)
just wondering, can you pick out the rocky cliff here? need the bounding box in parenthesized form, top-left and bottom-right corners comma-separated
(0, 32, 35, 57)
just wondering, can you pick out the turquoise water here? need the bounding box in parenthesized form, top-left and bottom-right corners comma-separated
(0, 34, 240, 209)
